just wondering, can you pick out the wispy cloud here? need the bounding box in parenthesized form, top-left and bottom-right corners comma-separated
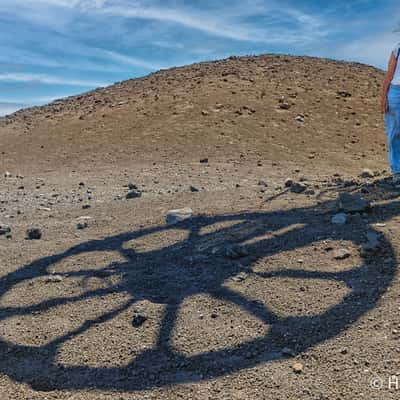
(2, 0, 329, 45)
(83, 1, 329, 44)
(1, 0, 399, 115)
(89, 49, 164, 70)
(0, 73, 109, 87)
(330, 32, 397, 69)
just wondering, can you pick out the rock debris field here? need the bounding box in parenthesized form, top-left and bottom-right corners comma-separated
(0, 54, 400, 399)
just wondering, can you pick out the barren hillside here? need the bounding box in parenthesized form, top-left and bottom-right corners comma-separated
(0, 54, 386, 174)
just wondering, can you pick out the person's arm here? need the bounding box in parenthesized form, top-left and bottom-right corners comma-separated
(382, 51, 398, 113)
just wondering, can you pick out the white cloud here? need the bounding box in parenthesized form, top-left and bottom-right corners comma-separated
(90, 49, 164, 70)
(95, 3, 328, 44)
(327, 32, 399, 70)
(3, 0, 329, 45)
(0, 73, 109, 87)
(0, 47, 157, 73)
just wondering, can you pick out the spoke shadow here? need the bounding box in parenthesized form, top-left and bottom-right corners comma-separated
(0, 179, 399, 391)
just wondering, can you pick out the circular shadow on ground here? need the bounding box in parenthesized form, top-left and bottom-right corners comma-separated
(0, 194, 397, 391)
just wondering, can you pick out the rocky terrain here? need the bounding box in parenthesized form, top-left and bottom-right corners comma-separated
(0, 54, 399, 399)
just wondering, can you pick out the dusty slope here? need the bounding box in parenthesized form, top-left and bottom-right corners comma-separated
(0, 54, 386, 174)
(1, 55, 400, 400)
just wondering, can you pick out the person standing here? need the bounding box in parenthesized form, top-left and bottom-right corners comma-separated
(382, 42, 400, 184)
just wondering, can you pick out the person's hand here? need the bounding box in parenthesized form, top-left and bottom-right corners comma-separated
(382, 96, 389, 114)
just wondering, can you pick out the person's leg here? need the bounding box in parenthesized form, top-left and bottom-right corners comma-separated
(384, 111, 398, 174)
(384, 86, 400, 176)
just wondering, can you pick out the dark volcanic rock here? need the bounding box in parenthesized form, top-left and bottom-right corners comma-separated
(132, 313, 147, 327)
(0, 225, 11, 236)
(126, 189, 142, 199)
(26, 228, 42, 240)
(336, 192, 370, 213)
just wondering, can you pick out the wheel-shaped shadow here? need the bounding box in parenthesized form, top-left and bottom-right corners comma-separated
(0, 187, 398, 391)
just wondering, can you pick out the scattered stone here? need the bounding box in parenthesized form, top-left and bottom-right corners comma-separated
(232, 272, 248, 282)
(279, 103, 290, 110)
(77, 222, 88, 230)
(290, 182, 307, 194)
(284, 178, 307, 193)
(278, 97, 291, 110)
(26, 228, 42, 240)
(4, 172, 12, 178)
(242, 105, 256, 114)
(166, 208, 193, 225)
(126, 189, 142, 199)
(46, 275, 63, 283)
(128, 183, 138, 190)
(292, 362, 303, 373)
(132, 313, 147, 327)
(359, 169, 374, 178)
(225, 244, 249, 259)
(285, 178, 293, 187)
(331, 213, 348, 225)
(337, 90, 352, 98)
(333, 248, 351, 260)
(258, 180, 268, 187)
(190, 185, 200, 192)
(200, 158, 209, 164)
(77, 216, 92, 221)
(295, 115, 305, 123)
(0, 225, 11, 236)
(201, 110, 209, 116)
(336, 192, 370, 213)
(82, 204, 91, 209)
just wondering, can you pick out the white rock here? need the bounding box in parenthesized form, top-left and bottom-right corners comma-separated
(166, 208, 193, 225)
(45, 274, 63, 283)
(332, 213, 348, 225)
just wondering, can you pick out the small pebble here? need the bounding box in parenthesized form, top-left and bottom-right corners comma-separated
(292, 362, 303, 373)
(26, 228, 42, 240)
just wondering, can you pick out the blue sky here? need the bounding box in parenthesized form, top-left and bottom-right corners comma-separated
(1, 0, 400, 115)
